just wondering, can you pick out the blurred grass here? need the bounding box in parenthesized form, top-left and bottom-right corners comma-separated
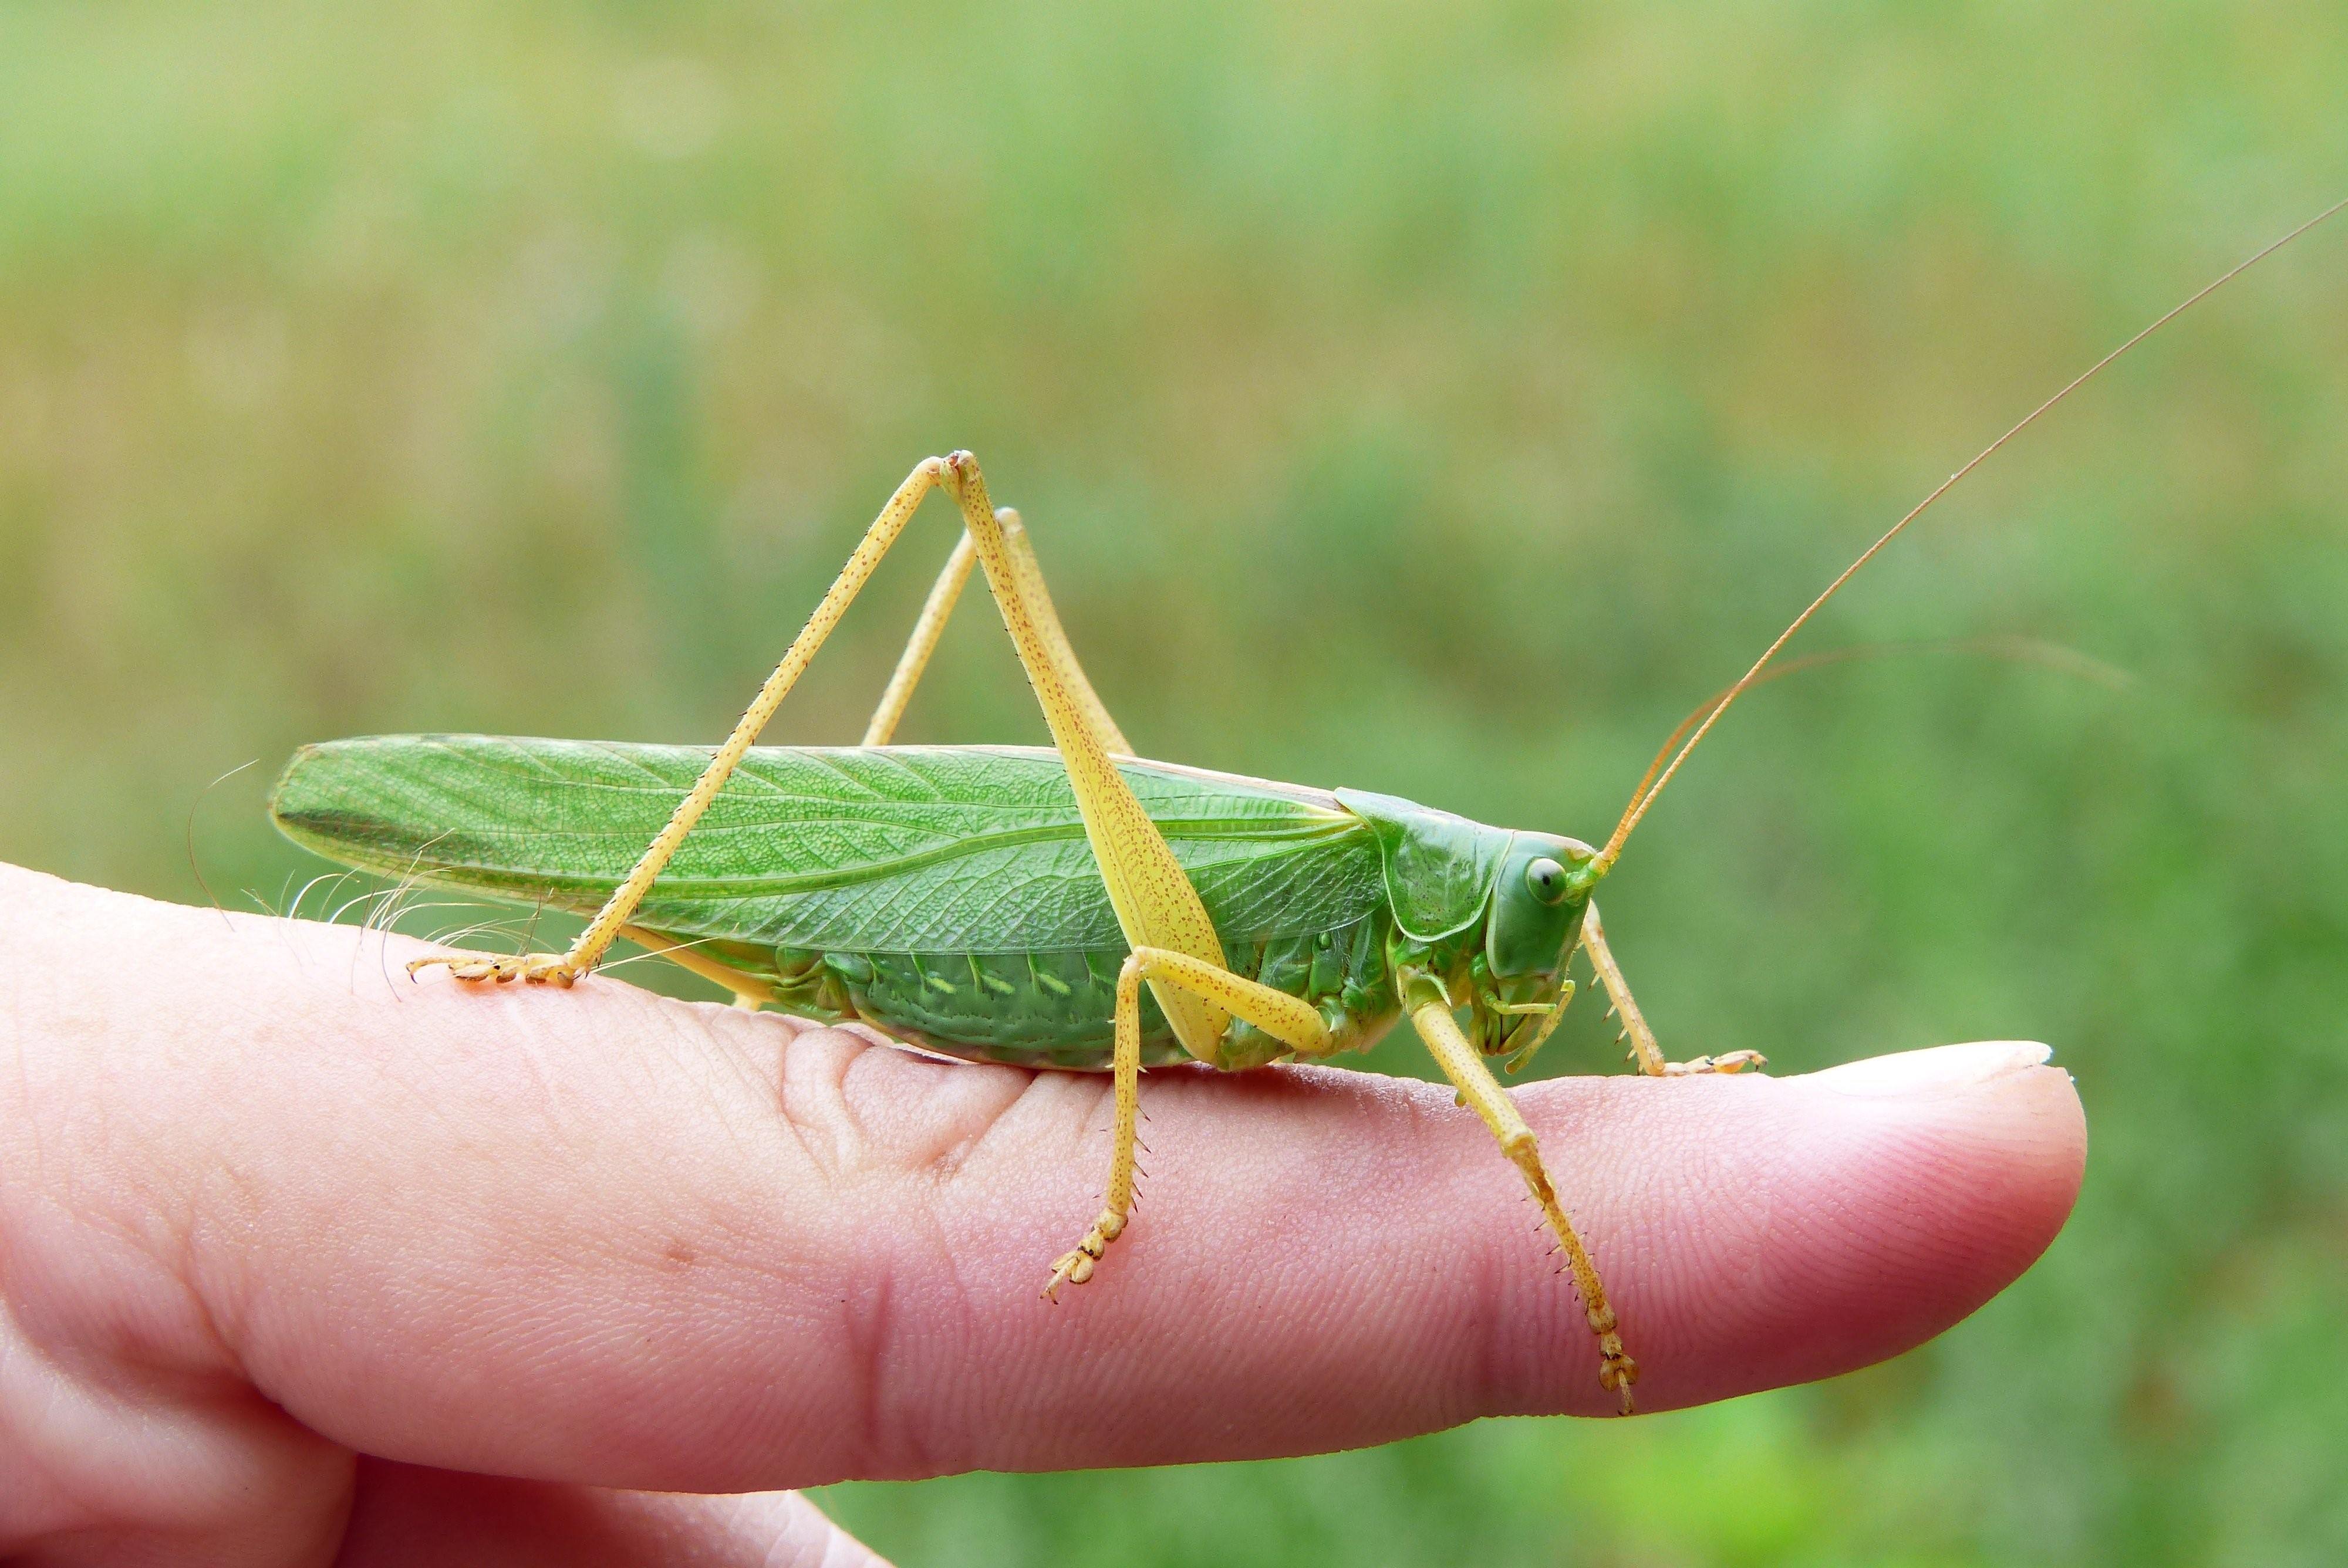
(5, 1, 2348, 1562)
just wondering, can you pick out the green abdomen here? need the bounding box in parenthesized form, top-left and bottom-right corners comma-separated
(749, 908, 1401, 1072)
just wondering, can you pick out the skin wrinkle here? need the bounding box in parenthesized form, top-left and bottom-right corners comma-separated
(646, 1005, 782, 1198)
(0, 865, 2085, 1546)
(836, 1039, 1021, 1182)
(897, 1221, 981, 1483)
(181, 1050, 345, 1370)
(842, 1259, 902, 1481)
(0, 1288, 111, 1535)
(671, 1026, 1011, 1484)
(775, 1030, 862, 1185)
(889, 1076, 1085, 1473)
(0, 1268, 350, 1553)
(9, 997, 269, 1425)
(916, 1060, 1042, 1181)
(839, 1063, 1031, 1468)
(543, 1005, 879, 1478)
(807, 1028, 883, 1179)
(764, 1020, 827, 1177)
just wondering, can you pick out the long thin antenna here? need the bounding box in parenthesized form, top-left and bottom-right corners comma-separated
(1594, 195, 2348, 873)
(1613, 634, 2133, 815)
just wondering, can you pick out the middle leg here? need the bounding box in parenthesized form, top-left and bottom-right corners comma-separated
(1044, 944, 1330, 1298)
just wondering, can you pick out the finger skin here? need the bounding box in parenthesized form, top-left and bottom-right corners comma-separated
(0, 865, 2084, 1509)
(336, 1464, 883, 1568)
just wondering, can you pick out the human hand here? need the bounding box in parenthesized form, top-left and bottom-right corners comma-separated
(0, 864, 2083, 1564)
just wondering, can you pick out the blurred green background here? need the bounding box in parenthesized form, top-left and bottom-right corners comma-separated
(5, 1, 2347, 1562)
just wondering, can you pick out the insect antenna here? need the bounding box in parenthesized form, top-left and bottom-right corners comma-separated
(1593, 195, 2348, 874)
(1608, 634, 2131, 828)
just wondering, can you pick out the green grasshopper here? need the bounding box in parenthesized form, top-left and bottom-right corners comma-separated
(270, 204, 2342, 1416)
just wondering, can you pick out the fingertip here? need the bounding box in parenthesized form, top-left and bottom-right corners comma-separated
(1607, 1042, 2085, 1412)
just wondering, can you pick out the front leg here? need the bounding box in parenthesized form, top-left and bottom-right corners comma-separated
(1580, 902, 1765, 1077)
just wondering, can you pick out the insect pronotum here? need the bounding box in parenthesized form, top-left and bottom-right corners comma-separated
(271, 201, 2345, 1415)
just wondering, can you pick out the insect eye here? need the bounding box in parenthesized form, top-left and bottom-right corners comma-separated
(1526, 857, 1568, 905)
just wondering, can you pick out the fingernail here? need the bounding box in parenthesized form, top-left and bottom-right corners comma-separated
(1811, 1040, 2054, 1098)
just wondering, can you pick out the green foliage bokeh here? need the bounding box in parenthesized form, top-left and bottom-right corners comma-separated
(4, 2, 2346, 1562)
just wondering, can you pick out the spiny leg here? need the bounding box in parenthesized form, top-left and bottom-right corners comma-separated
(1045, 945, 1330, 1297)
(1410, 986, 1638, 1415)
(1043, 958, 1146, 1299)
(1581, 901, 1764, 1078)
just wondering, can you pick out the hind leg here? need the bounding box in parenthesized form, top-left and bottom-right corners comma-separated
(862, 513, 1132, 752)
(411, 454, 1227, 1069)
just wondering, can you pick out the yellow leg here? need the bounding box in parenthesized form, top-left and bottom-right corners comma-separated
(862, 532, 977, 747)
(619, 925, 776, 1011)
(861, 513, 1133, 753)
(1411, 988, 1638, 1415)
(998, 510, 1133, 756)
(1044, 945, 1328, 1299)
(410, 454, 1223, 1062)
(1580, 902, 1765, 1078)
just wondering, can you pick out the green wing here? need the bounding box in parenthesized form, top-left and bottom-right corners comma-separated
(271, 735, 1384, 955)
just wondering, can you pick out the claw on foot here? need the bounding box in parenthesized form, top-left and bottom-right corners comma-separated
(1590, 1305, 1639, 1416)
(1659, 1049, 1766, 1077)
(1040, 1209, 1125, 1300)
(1600, 1354, 1639, 1417)
(406, 952, 583, 987)
(1041, 1250, 1091, 1300)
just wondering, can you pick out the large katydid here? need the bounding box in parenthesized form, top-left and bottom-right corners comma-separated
(271, 204, 2343, 1417)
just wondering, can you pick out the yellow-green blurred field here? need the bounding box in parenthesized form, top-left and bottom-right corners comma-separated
(7, 2, 2348, 1562)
